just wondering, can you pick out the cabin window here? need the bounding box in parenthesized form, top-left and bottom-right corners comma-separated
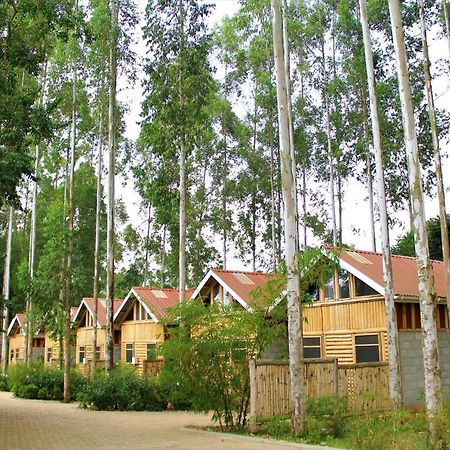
(125, 305, 134, 321)
(10, 350, 14, 361)
(47, 347, 52, 363)
(15, 349, 19, 360)
(338, 270, 350, 299)
(324, 275, 335, 300)
(146, 343, 157, 360)
(355, 335, 379, 363)
(95, 346, 101, 360)
(79, 346, 85, 364)
(303, 337, 321, 359)
(138, 303, 149, 320)
(355, 277, 378, 297)
(126, 343, 134, 363)
(307, 284, 320, 302)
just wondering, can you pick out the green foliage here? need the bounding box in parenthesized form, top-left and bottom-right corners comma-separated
(6, 363, 86, 400)
(303, 395, 349, 443)
(77, 365, 165, 411)
(392, 215, 450, 261)
(159, 299, 283, 428)
(0, 373, 8, 391)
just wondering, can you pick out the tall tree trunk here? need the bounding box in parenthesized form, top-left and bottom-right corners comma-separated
(359, 0, 402, 406)
(64, 50, 78, 403)
(25, 143, 39, 365)
(320, 39, 337, 246)
(143, 203, 152, 285)
(92, 119, 103, 372)
(269, 114, 278, 270)
(389, 0, 441, 443)
(419, 0, 450, 339)
(1, 207, 13, 374)
(105, 0, 118, 372)
(271, 0, 305, 434)
(361, 90, 376, 252)
(442, 0, 450, 66)
(178, 0, 186, 303)
(160, 225, 166, 288)
(282, 0, 298, 253)
(222, 64, 228, 270)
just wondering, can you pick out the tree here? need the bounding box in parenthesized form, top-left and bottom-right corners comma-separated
(1, 207, 13, 373)
(388, 0, 441, 444)
(160, 299, 283, 428)
(359, 0, 402, 406)
(393, 215, 450, 262)
(271, 0, 304, 434)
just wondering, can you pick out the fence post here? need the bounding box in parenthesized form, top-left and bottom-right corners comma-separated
(249, 359, 257, 433)
(333, 358, 339, 396)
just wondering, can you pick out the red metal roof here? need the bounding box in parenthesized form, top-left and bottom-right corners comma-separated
(79, 298, 123, 327)
(209, 269, 280, 307)
(132, 287, 194, 320)
(339, 249, 446, 298)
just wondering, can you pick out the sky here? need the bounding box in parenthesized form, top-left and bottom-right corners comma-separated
(116, 1, 450, 271)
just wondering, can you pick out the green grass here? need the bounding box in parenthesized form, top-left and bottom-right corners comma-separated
(246, 407, 449, 449)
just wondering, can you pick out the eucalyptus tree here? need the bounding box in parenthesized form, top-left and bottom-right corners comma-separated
(359, 0, 402, 406)
(140, 0, 215, 295)
(418, 0, 450, 324)
(271, 0, 304, 434)
(388, 0, 441, 444)
(1, 207, 13, 373)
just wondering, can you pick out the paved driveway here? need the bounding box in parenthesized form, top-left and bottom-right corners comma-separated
(0, 392, 336, 450)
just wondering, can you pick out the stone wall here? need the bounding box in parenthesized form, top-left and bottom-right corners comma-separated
(399, 330, 450, 407)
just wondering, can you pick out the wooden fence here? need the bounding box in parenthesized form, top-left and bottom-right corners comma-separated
(143, 359, 164, 377)
(249, 359, 390, 429)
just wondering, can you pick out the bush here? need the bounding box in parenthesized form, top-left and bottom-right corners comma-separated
(7, 363, 87, 400)
(0, 373, 8, 391)
(303, 395, 348, 443)
(77, 365, 165, 411)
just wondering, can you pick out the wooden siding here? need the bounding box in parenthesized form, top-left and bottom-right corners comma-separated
(303, 298, 387, 364)
(304, 298, 386, 332)
(120, 321, 165, 374)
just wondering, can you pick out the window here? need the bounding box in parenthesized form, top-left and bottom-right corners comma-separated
(79, 346, 85, 364)
(95, 346, 101, 360)
(126, 343, 134, 363)
(355, 335, 379, 363)
(15, 349, 19, 360)
(307, 284, 320, 302)
(324, 275, 335, 300)
(303, 337, 321, 359)
(338, 270, 350, 299)
(146, 343, 157, 360)
(47, 347, 53, 363)
(355, 277, 378, 297)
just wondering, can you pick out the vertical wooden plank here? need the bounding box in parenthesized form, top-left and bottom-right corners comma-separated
(333, 358, 339, 395)
(249, 359, 257, 432)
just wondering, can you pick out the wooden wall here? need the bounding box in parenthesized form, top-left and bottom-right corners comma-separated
(120, 321, 165, 374)
(8, 334, 25, 363)
(303, 298, 388, 364)
(76, 327, 106, 362)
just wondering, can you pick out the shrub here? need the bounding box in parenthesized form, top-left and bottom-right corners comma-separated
(7, 363, 87, 400)
(77, 365, 165, 411)
(0, 373, 8, 391)
(303, 395, 348, 442)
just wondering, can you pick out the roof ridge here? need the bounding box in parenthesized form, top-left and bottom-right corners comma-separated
(212, 268, 271, 276)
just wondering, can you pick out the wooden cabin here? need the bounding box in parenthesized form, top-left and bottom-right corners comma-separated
(191, 269, 279, 310)
(114, 287, 192, 375)
(44, 307, 78, 367)
(7, 313, 45, 364)
(302, 248, 450, 406)
(73, 298, 123, 374)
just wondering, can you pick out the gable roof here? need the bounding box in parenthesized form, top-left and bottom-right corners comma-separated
(191, 269, 280, 311)
(114, 287, 193, 324)
(7, 313, 26, 336)
(338, 248, 446, 298)
(74, 298, 123, 328)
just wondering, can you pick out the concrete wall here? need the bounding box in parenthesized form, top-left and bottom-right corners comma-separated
(399, 330, 450, 407)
